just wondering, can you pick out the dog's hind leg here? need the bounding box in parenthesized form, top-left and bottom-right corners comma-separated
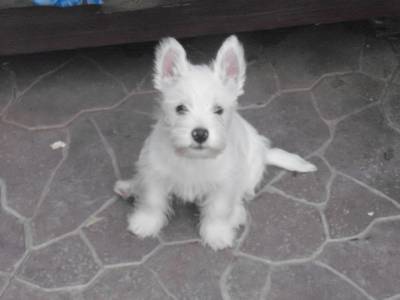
(265, 148, 317, 172)
(114, 178, 138, 199)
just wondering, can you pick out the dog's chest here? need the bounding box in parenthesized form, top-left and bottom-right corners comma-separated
(167, 158, 227, 201)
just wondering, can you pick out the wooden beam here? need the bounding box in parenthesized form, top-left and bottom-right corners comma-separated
(1, 0, 399, 55)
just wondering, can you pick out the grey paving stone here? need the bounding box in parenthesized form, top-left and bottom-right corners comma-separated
(18, 235, 100, 289)
(93, 94, 155, 178)
(146, 242, 232, 300)
(242, 91, 330, 157)
(225, 257, 270, 300)
(273, 157, 330, 203)
(5, 56, 126, 128)
(239, 61, 278, 106)
(325, 106, 400, 202)
(260, 165, 283, 189)
(0, 69, 13, 114)
(313, 72, 384, 120)
(82, 266, 172, 300)
(361, 36, 398, 80)
(383, 83, 400, 130)
(0, 274, 8, 292)
(84, 43, 155, 92)
(3, 51, 72, 91)
(265, 23, 363, 89)
(391, 37, 400, 54)
(83, 200, 159, 265)
(0, 210, 25, 273)
(318, 220, 400, 299)
(1, 279, 73, 300)
(31, 119, 115, 244)
(325, 175, 400, 238)
(267, 262, 370, 300)
(160, 200, 200, 242)
(240, 191, 325, 261)
(0, 123, 65, 218)
(393, 69, 400, 85)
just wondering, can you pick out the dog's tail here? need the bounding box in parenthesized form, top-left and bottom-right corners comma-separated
(265, 148, 317, 173)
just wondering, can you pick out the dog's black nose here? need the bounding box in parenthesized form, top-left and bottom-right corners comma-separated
(192, 128, 209, 144)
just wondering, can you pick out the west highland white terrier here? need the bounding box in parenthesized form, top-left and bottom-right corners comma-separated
(114, 35, 317, 250)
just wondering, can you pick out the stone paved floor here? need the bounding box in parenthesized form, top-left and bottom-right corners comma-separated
(0, 21, 400, 300)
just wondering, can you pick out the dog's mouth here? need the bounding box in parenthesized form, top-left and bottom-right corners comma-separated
(175, 144, 222, 159)
(190, 144, 205, 150)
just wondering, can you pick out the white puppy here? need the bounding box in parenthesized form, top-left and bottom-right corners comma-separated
(114, 35, 317, 250)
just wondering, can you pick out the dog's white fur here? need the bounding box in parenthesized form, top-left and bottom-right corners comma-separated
(114, 35, 317, 250)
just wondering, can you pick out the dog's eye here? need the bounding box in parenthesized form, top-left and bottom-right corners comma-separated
(176, 104, 188, 115)
(214, 106, 224, 115)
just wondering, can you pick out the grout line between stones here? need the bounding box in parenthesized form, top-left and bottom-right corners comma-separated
(243, 186, 400, 255)
(327, 214, 400, 243)
(385, 294, 400, 300)
(80, 197, 118, 229)
(14, 267, 106, 294)
(0, 276, 10, 297)
(234, 216, 400, 267)
(30, 196, 117, 250)
(380, 64, 400, 134)
(90, 118, 121, 180)
(1, 89, 155, 132)
(135, 71, 154, 93)
(23, 221, 33, 251)
(266, 186, 324, 208)
(106, 243, 164, 269)
(235, 235, 328, 268)
(161, 238, 202, 247)
(330, 101, 380, 129)
(314, 261, 376, 300)
(15, 56, 76, 100)
(357, 32, 367, 73)
(270, 62, 282, 93)
(310, 91, 331, 125)
(259, 271, 271, 300)
(336, 171, 400, 209)
(280, 70, 355, 94)
(146, 266, 179, 300)
(0, 178, 26, 222)
(238, 91, 280, 111)
(79, 53, 129, 95)
(30, 229, 81, 251)
(1, 250, 31, 296)
(79, 230, 104, 268)
(219, 263, 233, 300)
(0, 67, 17, 118)
(30, 128, 70, 221)
(233, 209, 252, 251)
(319, 207, 331, 241)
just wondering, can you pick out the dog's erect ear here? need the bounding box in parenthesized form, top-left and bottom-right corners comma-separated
(214, 35, 246, 96)
(154, 37, 188, 90)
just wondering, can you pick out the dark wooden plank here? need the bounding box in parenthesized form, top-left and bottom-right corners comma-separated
(1, 0, 399, 55)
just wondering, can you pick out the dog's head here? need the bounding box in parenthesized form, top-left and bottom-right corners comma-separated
(153, 35, 246, 159)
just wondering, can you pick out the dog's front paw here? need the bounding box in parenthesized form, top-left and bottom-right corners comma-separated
(114, 180, 133, 199)
(127, 210, 165, 238)
(200, 220, 235, 251)
(230, 204, 247, 229)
